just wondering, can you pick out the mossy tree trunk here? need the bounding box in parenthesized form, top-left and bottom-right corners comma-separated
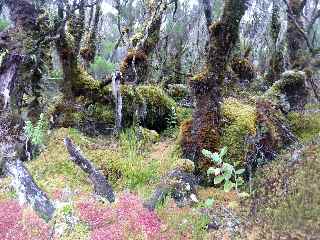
(81, 0, 102, 69)
(287, 0, 308, 69)
(266, 2, 284, 85)
(185, 0, 248, 176)
(0, 0, 50, 120)
(120, 1, 170, 84)
(56, 0, 102, 98)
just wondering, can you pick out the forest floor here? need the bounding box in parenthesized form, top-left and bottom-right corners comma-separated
(0, 107, 320, 239)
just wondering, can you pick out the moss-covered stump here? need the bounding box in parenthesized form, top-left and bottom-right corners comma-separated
(263, 70, 308, 112)
(179, 98, 256, 172)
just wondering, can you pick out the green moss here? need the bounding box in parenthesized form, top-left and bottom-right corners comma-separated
(191, 68, 209, 82)
(288, 110, 320, 141)
(166, 84, 190, 101)
(221, 98, 256, 166)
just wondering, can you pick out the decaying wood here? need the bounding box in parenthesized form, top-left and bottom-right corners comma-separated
(64, 137, 115, 203)
(0, 114, 55, 221)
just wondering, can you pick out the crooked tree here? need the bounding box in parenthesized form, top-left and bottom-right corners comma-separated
(55, 0, 102, 97)
(181, 0, 248, 176)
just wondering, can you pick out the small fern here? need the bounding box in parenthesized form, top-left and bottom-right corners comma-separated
(24, 113, 47, 146)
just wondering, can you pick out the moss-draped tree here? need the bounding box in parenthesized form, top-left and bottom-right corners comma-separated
(181, 0, 248, 176)
(120, 0, 176, 84)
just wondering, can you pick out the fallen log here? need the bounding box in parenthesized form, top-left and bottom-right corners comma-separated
(64, 137, 115, 203)
(4, 159, 55, 221)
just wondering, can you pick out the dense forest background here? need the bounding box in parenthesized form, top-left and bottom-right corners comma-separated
(0, 0, 319, 239)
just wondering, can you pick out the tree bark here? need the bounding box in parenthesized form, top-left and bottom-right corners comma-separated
(287, 0, 308, 68)
(184, 0, 248, 176)
(4, 160, 55, 221)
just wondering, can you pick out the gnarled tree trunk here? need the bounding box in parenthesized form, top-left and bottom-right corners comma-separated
(182, 0, 248, 177)
(120, 1, 170, 84)
(287, 0, 308, 69)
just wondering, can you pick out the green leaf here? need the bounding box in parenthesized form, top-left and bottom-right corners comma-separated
(207, 167, 221, 176)
(214, 175, 224, 185)
(236, 177, 244, 186)
(222, 163, 234, 172)
(223, 171, 232, 181)
(212, 153, 222, 164)
(235, 169, 245, 175)
(202, 149, 214, 159)
(238, 192, 250, 198)
(219, 147, 228, 158)
(205, 198, 215, 208)
(207, 167, 215, 175)
(224, 181, 235, 192)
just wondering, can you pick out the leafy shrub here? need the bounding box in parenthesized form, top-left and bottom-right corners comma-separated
(202, 147, 245, 192)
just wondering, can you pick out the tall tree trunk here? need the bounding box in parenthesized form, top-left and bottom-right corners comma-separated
(287, 0, 308, 69)
(182, 0, 248, 176)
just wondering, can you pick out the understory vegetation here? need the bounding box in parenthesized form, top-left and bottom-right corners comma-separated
(0, 0, 319, 239)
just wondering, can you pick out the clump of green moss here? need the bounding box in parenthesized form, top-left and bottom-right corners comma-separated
(221, 97, 256, 166)
(288, 110, 320, 141)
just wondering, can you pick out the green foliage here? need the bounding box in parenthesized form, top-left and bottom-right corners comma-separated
(90, 56, 115, 78)
(0, 18, 9, 31)
(118, 128, 160, 189)
(102, 40, 116, 55)
(288, 110, 320, 141)
(202, 147, 245, 192)
(24, 113, 48, 146)
(49, 69, 63, 79)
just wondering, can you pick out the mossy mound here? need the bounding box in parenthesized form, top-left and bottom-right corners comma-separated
(221, 98, 256, 166)
(110, 85, 177, 132)
(250, 139, 320, 238)
(263, 70, 307, 111)
(166, 84, 190, 102)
